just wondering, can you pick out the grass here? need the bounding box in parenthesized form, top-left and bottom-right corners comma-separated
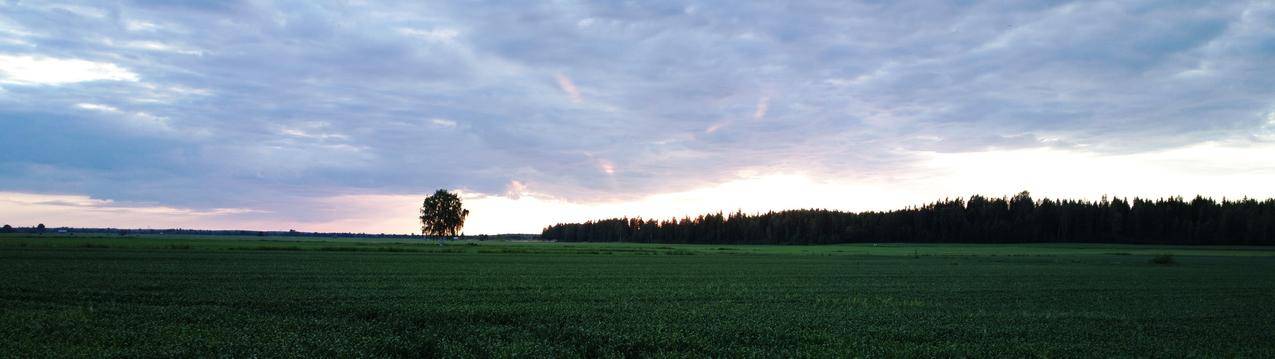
(6, 233, 1275, 257)
(2, 234, 1274, 356)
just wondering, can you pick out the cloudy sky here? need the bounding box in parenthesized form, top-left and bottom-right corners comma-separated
(2, 1, 1274, 234)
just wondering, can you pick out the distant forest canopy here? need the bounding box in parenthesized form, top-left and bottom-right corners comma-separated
(541, 192, 1275, 245)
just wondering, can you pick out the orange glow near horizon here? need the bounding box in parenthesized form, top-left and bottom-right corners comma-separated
(4, 141, 1274, 235)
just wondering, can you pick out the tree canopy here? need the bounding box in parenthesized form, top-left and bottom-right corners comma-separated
(420, 189, 470, 237)
(543, 192, 1275, 245)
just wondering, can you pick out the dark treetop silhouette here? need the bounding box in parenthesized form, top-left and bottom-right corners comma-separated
(543, 192, 1275, 245)
(420, 189, 470, 237)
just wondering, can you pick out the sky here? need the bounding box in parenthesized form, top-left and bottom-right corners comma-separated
(1, 1, 1274, 234)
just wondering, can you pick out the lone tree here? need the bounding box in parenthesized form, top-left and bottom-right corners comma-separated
(420, 189, 469, 238)
(36, 223, 45, 234)
(1, 224, 12, 233)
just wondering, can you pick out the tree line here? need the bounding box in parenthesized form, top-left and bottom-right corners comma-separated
(541, 192, 1275, 245)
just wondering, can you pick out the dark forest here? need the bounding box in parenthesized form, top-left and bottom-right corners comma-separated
(542, 192, 1275, 245)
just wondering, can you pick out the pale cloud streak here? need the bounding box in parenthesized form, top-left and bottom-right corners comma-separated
(75, 102, 173, 132)
(431, 118, 458, 128)
(0, 54, 138, 85)
(555, 73, 583, 103)
(398, 27, 461, 43)
(118, 40, 204, 56)
(597, 159, 616, 175)
(125, 20, 159, 32)
(75, 103, 120, 113)
(754, 96, 769, 120)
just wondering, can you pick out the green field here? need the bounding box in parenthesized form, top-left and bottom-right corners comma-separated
(2, 234, 1274, 356)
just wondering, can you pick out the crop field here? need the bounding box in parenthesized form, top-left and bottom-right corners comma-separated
(2, 234, 1274, 356)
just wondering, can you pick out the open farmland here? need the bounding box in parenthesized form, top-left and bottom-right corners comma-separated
(2, 234, 1274, 356)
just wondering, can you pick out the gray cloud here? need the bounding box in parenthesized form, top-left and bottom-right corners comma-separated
(1, 0, 1273, 223)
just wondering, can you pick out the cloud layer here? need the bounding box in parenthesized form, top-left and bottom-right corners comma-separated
(1, 1, 1273, 232)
